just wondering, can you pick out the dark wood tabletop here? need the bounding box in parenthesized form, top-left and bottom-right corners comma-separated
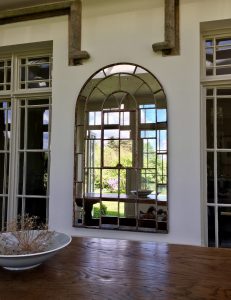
(0, 237, 231, 300)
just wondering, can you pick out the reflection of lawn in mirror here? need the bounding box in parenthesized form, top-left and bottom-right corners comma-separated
(93, 201, 125, 217)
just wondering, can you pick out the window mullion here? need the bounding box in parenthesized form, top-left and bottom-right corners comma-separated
(214, 89, 219, 247)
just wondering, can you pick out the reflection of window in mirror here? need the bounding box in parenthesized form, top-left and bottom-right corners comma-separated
(74, 63, 168, 233)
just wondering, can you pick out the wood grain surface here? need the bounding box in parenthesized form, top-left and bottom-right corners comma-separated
(0, 237, 231, 300)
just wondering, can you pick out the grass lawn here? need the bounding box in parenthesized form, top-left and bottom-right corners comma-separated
(93, 201, 125, 217)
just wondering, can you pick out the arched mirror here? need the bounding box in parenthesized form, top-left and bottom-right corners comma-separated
(73, 63, 168, 233)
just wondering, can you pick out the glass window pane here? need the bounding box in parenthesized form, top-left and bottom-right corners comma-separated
(157, 184, 167, 198)
(140, 130, 156, 138)
(120, 140, 132, 167)
(101, 201, 119, 217)
(20, 66, 25, 81)
(141, 169, 156, 191)
(120, 130, 130, 139)
(157, 130, 167, 152)
(0, 112, 5, 150)
(140, 108, 156, 124)
(0, 69, 4, 83)
(139, 202, 156, 229)
(20, 107, 25, 149)
(0, 60, 12, 90)
(26, 152, 48, 195)
(0, 196, 7, 230)
(206, 47, 213, 67)
(206, 98, 214, 148)
(208, 206, 215, 247)
(104, 129, 119, 139)
(0, 154, 5, 194)
(217, 88, 231, 95)
(102, 169, 119, 195)
(27, 107, 49, 149)
(216, 38, 231, 46)
(18, 153, 24, 195)
(5, 153, 9, 194)
(206, 68, 213, 76)
(216, 67, 231, 75)
(157, 154, 167, 184)
(6, 68, 11, 83)
(207, 152, 214, 203)
(28, 65, 49, 81)
(43, 132, 49, 149)
(25, 197, 47, 224)
(207, 89, 213, 96)
(89, 111, 101, 125)
(0, 104, 11, 151)
(104, 112, 119, 125)
(120, 111, 130, 125)
(84, 168, 101, 194)
(218, 207, 231, 248)
(205, 39, 213, 47)
(143, 139, 156, 168)
(86, 129, 101, 139)
(217, 97, 231, 148)
(217, 152, 231, 204)
(216, 47, 231, 67)
(103, 140, 119, 167)
(43, 109, 49, 124)
(104, 64, 135, 76)
(20, 56, 51, 90)
(119, 169, 126, 194)
(157, 109, 167, 122)
(85, 139, 101, 169)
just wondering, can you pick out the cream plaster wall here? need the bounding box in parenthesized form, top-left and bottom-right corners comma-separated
(1, 0, 231, 245)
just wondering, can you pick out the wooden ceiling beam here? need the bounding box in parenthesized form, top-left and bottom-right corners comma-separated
(152, 0, 180, 56)
(0, 0, 90, 65)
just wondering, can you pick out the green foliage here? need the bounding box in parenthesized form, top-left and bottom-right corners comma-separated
(92, 137, 166, 193)
(93, 203, 107, 218)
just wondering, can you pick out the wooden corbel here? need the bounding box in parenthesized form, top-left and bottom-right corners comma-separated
(68, 0, 90, 65)
(152, 0, 179, 56)
(0, 0, 90, 65)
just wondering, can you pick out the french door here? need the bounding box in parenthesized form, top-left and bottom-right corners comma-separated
(206, 86, 231, 247)
(0, 96, 51, 228)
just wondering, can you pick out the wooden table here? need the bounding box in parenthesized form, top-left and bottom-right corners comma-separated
(0, 237, 231, 300)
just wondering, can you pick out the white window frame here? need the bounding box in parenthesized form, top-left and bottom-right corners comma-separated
(201, 28, 231, 247)
(0, 42, 52, 228)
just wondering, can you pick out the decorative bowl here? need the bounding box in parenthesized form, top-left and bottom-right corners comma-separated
(0, 231, 72, 271)
(130, 190, 153, 198)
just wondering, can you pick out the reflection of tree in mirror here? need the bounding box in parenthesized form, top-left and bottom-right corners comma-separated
(94, 137, 133, 193)
(92, 136, 166, 194)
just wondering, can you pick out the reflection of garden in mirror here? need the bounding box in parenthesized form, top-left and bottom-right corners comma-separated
(91, 133, 167, 195)
(74, 62, 168, 232)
